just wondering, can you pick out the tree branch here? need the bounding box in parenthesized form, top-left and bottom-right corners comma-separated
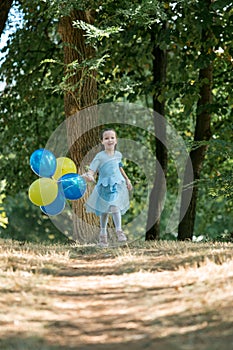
(0, 0, 14, 37)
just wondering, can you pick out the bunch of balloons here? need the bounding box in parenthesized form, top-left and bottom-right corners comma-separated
(28, 149, 86, 216)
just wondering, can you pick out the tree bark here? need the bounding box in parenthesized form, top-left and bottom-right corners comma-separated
(0, 0, 13, 37)
(58, 10, 100, 243)
(178, 25, 213, 240)
(146, 33, 168, 240)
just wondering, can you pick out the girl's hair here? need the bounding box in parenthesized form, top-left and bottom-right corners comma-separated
(100, 128, 117, 140)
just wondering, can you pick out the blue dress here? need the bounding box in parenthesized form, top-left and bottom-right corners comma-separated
(85, 150, 130, 216)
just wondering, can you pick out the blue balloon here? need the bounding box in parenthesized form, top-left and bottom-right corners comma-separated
(59, 173, 86, 200)
(30, 149, 56, 177)
(40, 186, 66, 216)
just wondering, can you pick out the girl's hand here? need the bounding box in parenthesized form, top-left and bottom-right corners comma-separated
(82, 173, 96, 183)
(126, 179, 133, 191)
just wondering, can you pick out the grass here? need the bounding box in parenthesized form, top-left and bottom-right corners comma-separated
(0, 238, 233, 349)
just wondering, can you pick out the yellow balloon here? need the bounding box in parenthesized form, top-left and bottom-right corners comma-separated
(53, 157, 77, 180)
(28, 178, 58, 206)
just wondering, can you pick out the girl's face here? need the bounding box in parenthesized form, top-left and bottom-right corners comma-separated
(101, 130, 117, 151)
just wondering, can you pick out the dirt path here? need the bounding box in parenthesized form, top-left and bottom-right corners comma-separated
(0, 240, 233, 349)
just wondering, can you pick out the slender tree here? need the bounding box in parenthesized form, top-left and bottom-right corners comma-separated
(178, 0, 213, 240)
(146, 24, 168, 240)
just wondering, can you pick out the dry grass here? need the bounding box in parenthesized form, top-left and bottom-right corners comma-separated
(0, 238, 233, 350)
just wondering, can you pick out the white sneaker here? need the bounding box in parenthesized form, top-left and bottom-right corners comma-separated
(98, 234, 108, 247)
(116, 231, 127, 242)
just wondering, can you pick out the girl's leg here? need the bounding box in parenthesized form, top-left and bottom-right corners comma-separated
(110, 206, 127, 242)
(100, 213, 108, 235)
(99, 213, 109, 247)
(110, 206, 122, 231)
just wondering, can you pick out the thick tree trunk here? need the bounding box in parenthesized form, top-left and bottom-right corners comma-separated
(58, 10, 100, 243)
(0, 0, 13, 37)
(178, 52, 213, 240)
(146, 39, 168, 240)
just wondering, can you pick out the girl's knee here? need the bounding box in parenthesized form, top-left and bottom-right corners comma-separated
(110, 205, 119, 213)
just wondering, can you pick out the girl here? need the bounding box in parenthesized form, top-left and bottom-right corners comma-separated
(83, 129, 133, 247)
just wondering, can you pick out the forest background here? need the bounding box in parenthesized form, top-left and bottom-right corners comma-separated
(0, 0, 232, 244)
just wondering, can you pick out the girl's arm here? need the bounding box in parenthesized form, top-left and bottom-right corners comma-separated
(82, 153, 100, 183)
(120, 167, 133, 191)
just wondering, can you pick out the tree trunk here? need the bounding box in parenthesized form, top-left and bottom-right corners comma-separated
(178, 27, 213, 240)
(58, 10, 100, 243)
(146, 34, 168, 240)
(0, 0, 13, 37)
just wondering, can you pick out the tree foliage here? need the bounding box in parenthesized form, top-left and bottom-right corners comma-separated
(0, 0, 232, 242)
